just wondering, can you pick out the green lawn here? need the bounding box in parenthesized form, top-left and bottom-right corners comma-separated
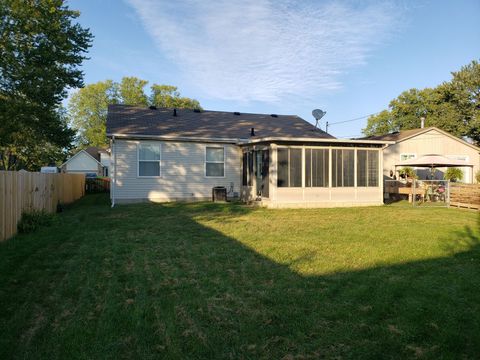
(0, 194, 479, 359)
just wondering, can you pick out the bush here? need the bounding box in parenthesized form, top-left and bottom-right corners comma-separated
(476, 170, 480, 184)
(17, 210, 56, 234)
(398, 167, 417, 179)
(444, 168, 463, 182)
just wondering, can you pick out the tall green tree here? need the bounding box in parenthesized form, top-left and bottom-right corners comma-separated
(449, 60, 480, 142)
(363, 60, 480, 144)
(69, 78, 202, 147)
(69, 80, 119, 148)
(119, 76, 148, 106)
(150, 84, 201, 109)
(0, 0, 92, 170)
(3, 107, 73, 170)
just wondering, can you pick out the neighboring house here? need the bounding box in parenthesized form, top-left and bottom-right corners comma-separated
(107, 105, 392, 208)
(363, 127, 480, 183)
(99, 149, 111, 177)
(61, 147, 110, 177)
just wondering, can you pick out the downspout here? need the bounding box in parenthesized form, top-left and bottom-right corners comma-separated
(111, 136, 116, 208)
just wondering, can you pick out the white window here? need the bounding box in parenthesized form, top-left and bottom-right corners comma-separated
(205, 147, 225, 177)
(138, 143, 161, 177)
(400, 153, 416, 161)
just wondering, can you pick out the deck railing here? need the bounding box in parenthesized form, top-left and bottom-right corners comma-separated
(449, 183, 480, 210)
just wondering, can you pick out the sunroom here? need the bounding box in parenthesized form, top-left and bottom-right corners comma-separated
(239, 138, 392, 208)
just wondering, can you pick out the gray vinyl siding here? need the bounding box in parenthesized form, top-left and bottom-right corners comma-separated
(112, 139, 241, 201)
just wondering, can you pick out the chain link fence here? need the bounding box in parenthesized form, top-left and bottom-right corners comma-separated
(384, 179, 450, 207)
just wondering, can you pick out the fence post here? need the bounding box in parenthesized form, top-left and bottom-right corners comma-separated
(447, 180, 450, 207)
(413, 179, 416, 207)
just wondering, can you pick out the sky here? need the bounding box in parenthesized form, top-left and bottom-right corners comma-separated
(68, 0, 480, 138)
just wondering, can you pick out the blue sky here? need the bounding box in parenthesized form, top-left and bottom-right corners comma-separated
(68, 0, 480, 138)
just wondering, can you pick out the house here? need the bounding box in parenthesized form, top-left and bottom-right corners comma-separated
(106, 105, 392, 208)
(61, 147, 110, 177)
(362, 127, 480, 183)
(98, 149, 111, 176)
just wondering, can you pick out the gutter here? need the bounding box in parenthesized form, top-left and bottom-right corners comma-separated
(106, 133, 394, 146)
(106, 133, 242, 144)
(239, 137, 395, 146)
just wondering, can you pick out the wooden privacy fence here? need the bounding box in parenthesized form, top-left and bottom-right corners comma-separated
(0, 171, 85, 241)
(449, 183, 480, 210)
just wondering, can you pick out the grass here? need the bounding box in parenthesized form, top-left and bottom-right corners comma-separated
(0, 194, 479, 359)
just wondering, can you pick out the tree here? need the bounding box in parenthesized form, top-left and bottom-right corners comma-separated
(150, 84, 201, 109)
(362, 110, 394, 136)
(444, 168, 463, 182)
(449, 60, 480, 142)
(69, 80, 119, 148)
(119, 76, 148, 106)
(0, 0, 92, 170)
(0, 115, 73, 170)
(398, 167, 417, 180)
(363, 60, 480, 144)
(69, 78, 202, 147)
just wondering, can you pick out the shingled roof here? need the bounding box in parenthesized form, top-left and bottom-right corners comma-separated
(106, 104, 334, 141)
(358, 126, 480, 150)
(359, 127, 435, 142)
(83, 146, 107, 162)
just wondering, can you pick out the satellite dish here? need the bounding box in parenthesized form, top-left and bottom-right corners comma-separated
(312, 109, 326, 129)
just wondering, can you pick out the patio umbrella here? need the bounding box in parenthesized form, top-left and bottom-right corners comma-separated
(395, 154, 474, 178)
(395, 154, 474, 168)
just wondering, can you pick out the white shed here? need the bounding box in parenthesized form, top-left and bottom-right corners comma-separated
(61, 149, 103, 176)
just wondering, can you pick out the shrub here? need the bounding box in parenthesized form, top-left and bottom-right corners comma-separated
(398, 167, 417, 179)
(17, 210, 55, 234)
(444, 168, 463, 182)
(476, 170, 480, 184)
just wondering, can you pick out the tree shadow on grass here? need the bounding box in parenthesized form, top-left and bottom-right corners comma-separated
(0, 195, 479, 359)
(442, 215, 480, 255)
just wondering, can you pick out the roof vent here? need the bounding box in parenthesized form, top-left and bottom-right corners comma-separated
(250, 127, 255, 136)
(173, 108, 177, 117)
(270, 114, 278, 117)
(149, 105, 157, 110)
(234, 111, 241, 115)
(193, 108, 201, 113)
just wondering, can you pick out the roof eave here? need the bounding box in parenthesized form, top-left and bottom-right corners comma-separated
(107, 133, 244, 144)
(380, 127, 480, 152)
(61, 149, 103, 167)
(107, 133, 393, 146)
(240, 137, 394, 145)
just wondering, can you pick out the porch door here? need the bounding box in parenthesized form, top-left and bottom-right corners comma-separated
(255, 150, 269, 198)
(262, 150, 269, 198)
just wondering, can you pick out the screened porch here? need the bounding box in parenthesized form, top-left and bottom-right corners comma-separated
(240, 139, 386, 208)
